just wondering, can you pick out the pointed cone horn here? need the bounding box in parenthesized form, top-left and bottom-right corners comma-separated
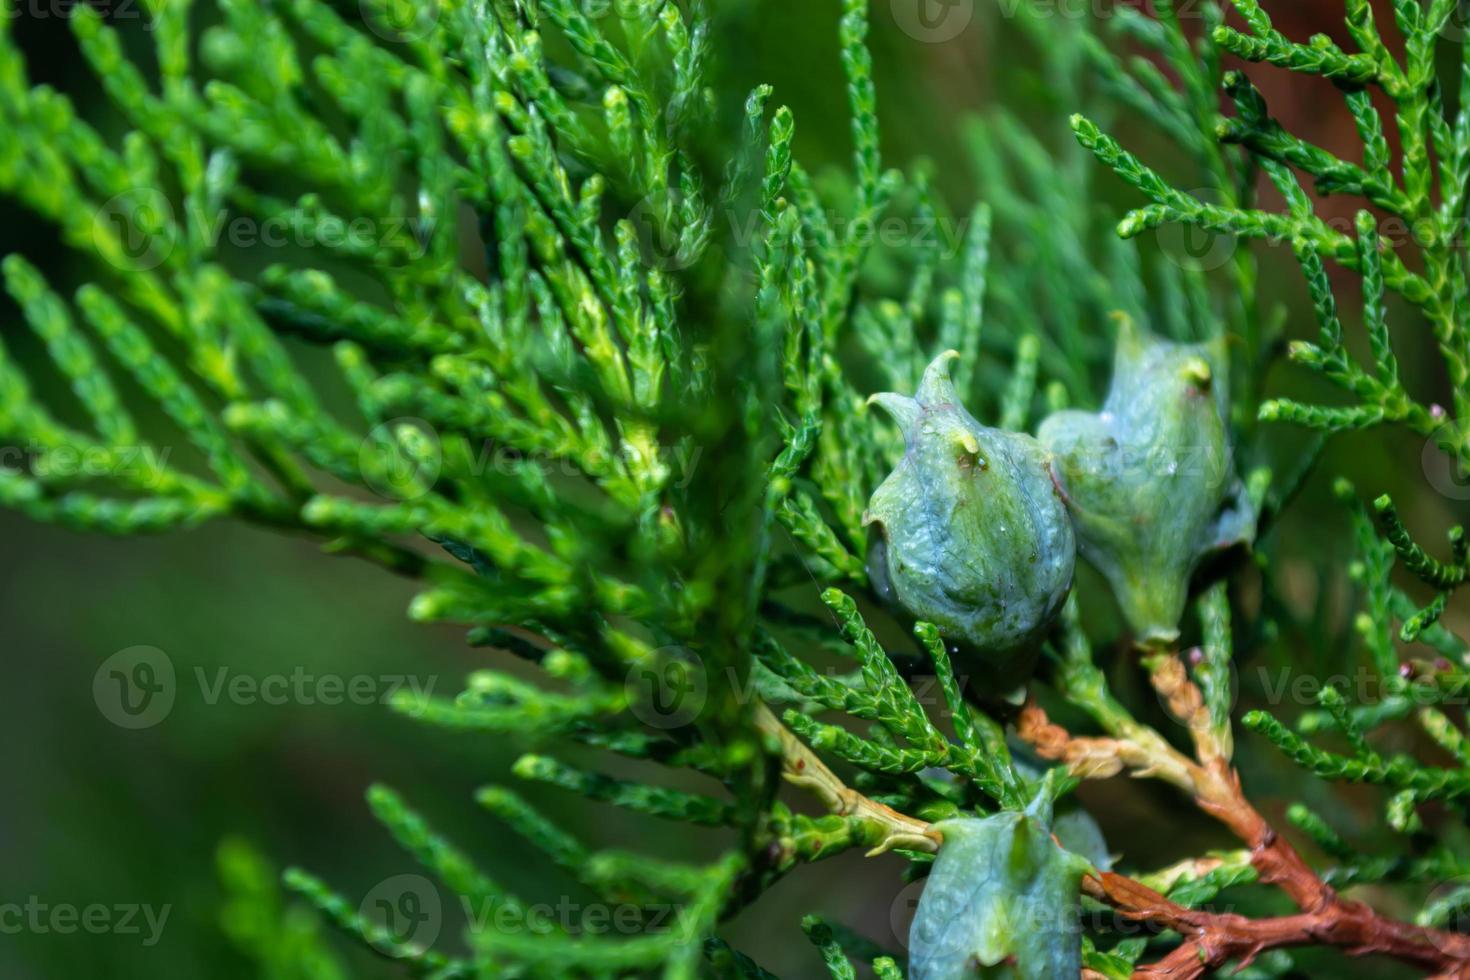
(867, 392, 922, 434)
(915, 350, 962, 408)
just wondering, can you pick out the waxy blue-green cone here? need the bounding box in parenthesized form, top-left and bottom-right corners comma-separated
(865, 352, 1075, 688)
(909, 794, 1092, 979)
(1039, 316, 1255, 646)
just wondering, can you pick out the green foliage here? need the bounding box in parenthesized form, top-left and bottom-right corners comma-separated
(218, 839, 349, 980)
(1085, 0, 1470, 452)
(6, 0, 1470, 977)
(758, 593, 1026, 812)
(1079, 0, 1470, 941)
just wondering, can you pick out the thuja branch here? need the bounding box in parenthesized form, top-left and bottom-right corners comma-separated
(1022, 652, 1470, 975)
(1086, 871, 1470, 979)
(752, 702, 940, 856)
(768, 674, 1470, 976)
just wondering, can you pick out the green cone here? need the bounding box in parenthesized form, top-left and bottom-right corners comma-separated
(909, 792, 1092, 979)
(1038, 316, 1255, 646)
(865, 352, 1075, 688)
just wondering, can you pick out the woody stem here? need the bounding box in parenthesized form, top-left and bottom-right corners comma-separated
(752, 701, 940, 855)
(1021, 651, 1470, 976)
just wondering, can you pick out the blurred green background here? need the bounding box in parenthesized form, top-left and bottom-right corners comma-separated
(1, 1, 1465, 978)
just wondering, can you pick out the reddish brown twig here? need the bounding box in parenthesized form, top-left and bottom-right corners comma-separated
(1019, 657, 1470, 977)
(1083, 869, 1470, 979)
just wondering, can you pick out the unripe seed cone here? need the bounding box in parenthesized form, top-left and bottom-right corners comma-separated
(1038, 315, 1255, 647)
(865, 352, 1075, 689)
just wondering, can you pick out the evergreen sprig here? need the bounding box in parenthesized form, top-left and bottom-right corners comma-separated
(7, 0, 1470, 976)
